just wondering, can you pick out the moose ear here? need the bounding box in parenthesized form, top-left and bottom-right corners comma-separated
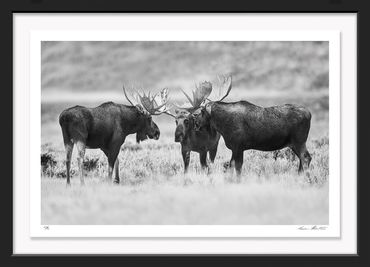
(205, 104, 212, 115)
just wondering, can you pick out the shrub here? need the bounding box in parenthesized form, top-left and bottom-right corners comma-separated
(41, 152, 57, 175)
(272, 148, 296, 161)
(313, 136, 329, 148)
(55, 168, 76, 178)
(83, 155, 100, 172)
(122, 142, 142, 152)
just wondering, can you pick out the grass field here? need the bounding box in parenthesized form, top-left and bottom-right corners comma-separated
(41, 41, 329, 225)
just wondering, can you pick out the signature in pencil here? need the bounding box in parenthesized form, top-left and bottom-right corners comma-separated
(298, 225, 327, 230)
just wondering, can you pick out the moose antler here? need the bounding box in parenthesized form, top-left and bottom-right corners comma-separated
(137, 88, 176, 116)
(181, 81, 213, 109)
(153, 88, 177, 118)
(124, 84, 176, 117)
(123, 84, 140, 106)
(208, 74, 232, 102)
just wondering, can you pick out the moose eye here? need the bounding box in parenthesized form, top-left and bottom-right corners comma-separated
(184, 119, 189, 125)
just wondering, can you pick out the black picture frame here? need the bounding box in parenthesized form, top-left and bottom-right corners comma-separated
(3, 0, 369, 265)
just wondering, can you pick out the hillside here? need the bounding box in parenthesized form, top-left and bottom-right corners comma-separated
(41, 41, 329, 100)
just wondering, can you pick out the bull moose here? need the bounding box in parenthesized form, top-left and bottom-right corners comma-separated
(171, 81, 221, 173)
(193, 75, 312, 179)
(59, 86, 171, 186)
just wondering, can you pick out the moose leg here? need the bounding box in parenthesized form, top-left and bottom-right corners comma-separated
(199, 151, 208, 170)
(299, 144, 312, 172)
(229, 153, 235, 171)
(101, 149, 112, 182)
(107, 157, 114, 182)
(182, 149, 190, 173)
(234, 150, 244, 181)
(291, 146, 302, 172)
(298, 158, 303, 173)
(292, 143, 312, 173)
(76, 141, 86, 186)
(209, 146, 218, 163)
(113, 158, 120, 184)
(64, 142, 74, 186)
(107, 147, 120, 184)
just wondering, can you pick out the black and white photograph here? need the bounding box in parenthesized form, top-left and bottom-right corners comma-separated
(40, 40, 330, 226)
(12, 11, 360, 256)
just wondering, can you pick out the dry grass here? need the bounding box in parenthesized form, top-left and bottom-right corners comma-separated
(42, 178, 328, 225)
(41, 124, 329, 225)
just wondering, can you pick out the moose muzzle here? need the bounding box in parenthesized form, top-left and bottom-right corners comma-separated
(175, 127, 184, 143)
(153, 130, 160, 140)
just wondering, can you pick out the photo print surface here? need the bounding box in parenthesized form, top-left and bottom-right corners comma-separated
(41, 41, 329, 225)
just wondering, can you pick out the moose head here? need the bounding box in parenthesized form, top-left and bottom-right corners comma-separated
(123, 85, 173, 143)
(171, 81, 212, 142)
(193, 75, 232, 131)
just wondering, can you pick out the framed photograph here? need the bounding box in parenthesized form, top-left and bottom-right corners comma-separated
(9, 2, 364, 261)
(33, 31, 340, 238)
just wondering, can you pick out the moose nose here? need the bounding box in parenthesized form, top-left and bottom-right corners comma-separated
(175, 135, 183, 143)
(154, 131, 160, 140)
(175, 131, 183, 143)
